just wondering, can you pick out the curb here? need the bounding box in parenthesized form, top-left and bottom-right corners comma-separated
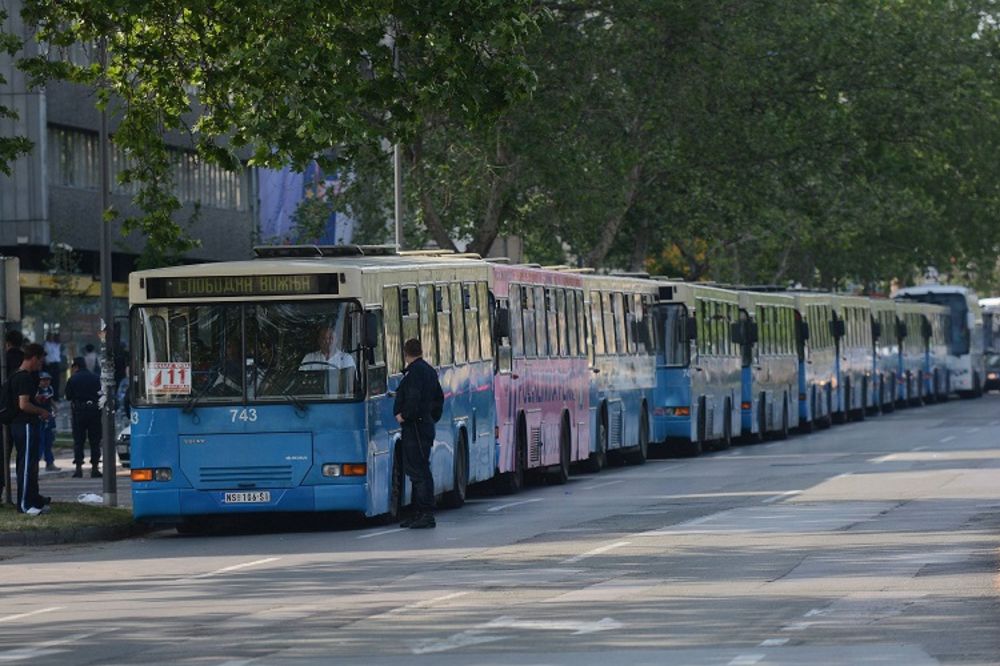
(0, 521, 149, 547)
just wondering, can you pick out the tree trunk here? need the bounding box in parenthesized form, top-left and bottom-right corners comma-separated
(584, 162, 643, 268)
(408, 134, 458, 252)
(469, 127, 515, 256)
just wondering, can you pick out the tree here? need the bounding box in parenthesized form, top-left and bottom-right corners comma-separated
(15, 0, 536, 261)
(0, 7, 32, 174)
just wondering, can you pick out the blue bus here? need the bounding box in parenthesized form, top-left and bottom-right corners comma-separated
(581, 274, 657, 468)
(788, 292, 836, 430)
(127, 246, 496, 529)
(650, 281, 742, 454)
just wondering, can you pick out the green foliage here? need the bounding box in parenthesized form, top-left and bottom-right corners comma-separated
(16, 0, 536, 262)
(0, 8, 32, 174)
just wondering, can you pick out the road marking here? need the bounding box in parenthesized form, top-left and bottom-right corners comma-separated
(762, 490, 801, 504)
(413, 630, 507, 654)
(728, 655, 765, 666)
(967, 427, 981, 434)
(487, 498, 542, 512)
(940, 435, 956, 443)
(758, 638, 789, 647)
(373, 592, 472, 620)
(781, 621, 814, 631)
(357, 528, 407, 540)
(911, 446, 929, 451)
(562, 541, 630, 564)
(483, 615, 622, 635)
(803, 608, 826, 617)
(0, 630, 113, 662)
(191, 557, 281, 579)
(581, 480, 625, 491)
(0, 607, 62, 624)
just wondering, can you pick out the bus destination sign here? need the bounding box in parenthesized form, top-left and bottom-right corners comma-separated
(146, 274, 340, 299)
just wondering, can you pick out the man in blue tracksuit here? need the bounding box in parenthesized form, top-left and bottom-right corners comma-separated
(10, 343, 52, 515)
(393, 338, 444, 529)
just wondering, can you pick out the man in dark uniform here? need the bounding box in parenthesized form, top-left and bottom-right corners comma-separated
(10, 343, 51, 515)
(64, 356, 102, 479)
(2, 330, 25, 502)
(393, 338, 444, 529)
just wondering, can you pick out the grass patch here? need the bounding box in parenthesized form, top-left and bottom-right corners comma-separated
(0, 501, 133, 533)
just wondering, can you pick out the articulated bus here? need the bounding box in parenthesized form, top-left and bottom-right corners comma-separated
(925, 304, 952, 400)
(491, 263, 590, 491)
(128, 246, 495, 527)
(583, 274, 657, 467)
(979, 297, 1000, 391)
(788, 292, 836, 429)
(896, 285, 984, 397)
(895, 301, 932, 404)
(650, 281, 742, 453)
(737, 291, 800, 439)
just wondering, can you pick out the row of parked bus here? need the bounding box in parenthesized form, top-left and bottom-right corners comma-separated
(125, 246, 987, 528)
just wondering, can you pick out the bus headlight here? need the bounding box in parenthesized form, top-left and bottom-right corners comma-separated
(322, 464, 342, 477)
(322, 464, 367, 478)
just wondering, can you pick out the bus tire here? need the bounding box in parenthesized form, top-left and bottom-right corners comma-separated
(774, 396, 789, 440)
(882, 374, 896, 413)
(584, 414, 608, 473)
(497, 418, 527, 493)
(625, 406, 649, 463)
(550, 415, 571, 483)
(800, 390, 816, 434)
(855, 380, 867, 421)
(718, 400, 733, 450)
(442, 430, 468, 508)
(754, 395, 766, 443)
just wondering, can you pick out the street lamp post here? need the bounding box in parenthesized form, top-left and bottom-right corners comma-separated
(98, 37, 117, 507)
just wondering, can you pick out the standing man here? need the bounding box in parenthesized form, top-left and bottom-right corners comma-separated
(393, 338, 444, 529)
(10, 343, 51, 515)
(43, 333, 63, 399)
(2, 329, 24, 501)
(64, 356, 102, 479)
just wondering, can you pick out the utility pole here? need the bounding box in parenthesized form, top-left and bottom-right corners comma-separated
(392, 32, 403, 252)
(98, 37, 117, 507)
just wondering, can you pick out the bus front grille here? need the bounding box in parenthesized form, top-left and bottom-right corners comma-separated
(199, 465, 294, 488)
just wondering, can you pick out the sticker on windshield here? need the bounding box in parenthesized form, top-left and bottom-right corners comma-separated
(146, 362, 192, 395)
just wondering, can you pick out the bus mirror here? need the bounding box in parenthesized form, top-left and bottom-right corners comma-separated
(364, 311, 379, 349)
(897, 321, 908, 339)
(922, 320, 933, 339)
(365, 347, 376, 365)
(748, 322, 759, 344)
(872, 321, 882, 339)
(799, 321, 811, 341)
(830, 319, 845, 338)
(494, 307, 511, 339)
(686, 317, 698, 341)
(730, 322, 744, 345)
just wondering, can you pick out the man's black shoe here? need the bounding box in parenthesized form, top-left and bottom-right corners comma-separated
(71, 468, 83, 478)
(39, 496, 51, 506)
(91, 468, 102, 478)
(399, 516, 416, 528)
(408, 514, 436, 529)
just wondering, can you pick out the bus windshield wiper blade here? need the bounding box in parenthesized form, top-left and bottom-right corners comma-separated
(182, 365, 223, 414)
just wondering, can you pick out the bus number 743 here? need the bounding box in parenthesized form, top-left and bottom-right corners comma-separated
(230, 408, 259, 423)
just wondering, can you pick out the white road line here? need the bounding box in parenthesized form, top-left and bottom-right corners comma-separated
(803, 608, 826, 617)
(781, 621, 814, 631)
(911, 446, 929, 452)
(967, 427, 981, 434)
(562, 541, 630, 564)
(216, 661, 255, 666)
(372, 592, 472, 620)
(487, 498, 543, 512)
(758, 638, 789, 647)
(0, 630, 113, 662)
(940, 435, 956, 443)
(0, 607, 62, 624)
(190, 557, 281, 579)
(728, 655, 765, 666)
(581, 480, 625, 491)
(357, 528, 407, 540)
(762, 490, 801, 504)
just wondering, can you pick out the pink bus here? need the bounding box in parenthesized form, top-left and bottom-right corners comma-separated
(491, 264, 592, 493)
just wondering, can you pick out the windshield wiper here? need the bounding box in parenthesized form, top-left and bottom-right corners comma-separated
(182, 365, 223, 415)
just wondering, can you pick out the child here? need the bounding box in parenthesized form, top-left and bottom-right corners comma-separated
(36, 371, 60, 472)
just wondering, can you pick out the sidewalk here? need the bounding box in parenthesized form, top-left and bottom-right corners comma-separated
(26, 449, 132, 509)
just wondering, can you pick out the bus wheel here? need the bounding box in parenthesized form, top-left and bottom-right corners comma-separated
(855, 381, 868, 421)
(497, 422, 526, 494)
(585, 418, 608, 473)
(550, 417, 571, 484)
(754, 396, 766, 443)
(626, 408, 649, 463)
(800, 391, 816, 434)
(443, 431, 468, 508)
(719, 400, 733, 449)
(386, 447, 405, 521)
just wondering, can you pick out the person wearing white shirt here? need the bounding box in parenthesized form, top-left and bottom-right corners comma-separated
(299, 326, 356, 396)
(43, 333, 64, 398)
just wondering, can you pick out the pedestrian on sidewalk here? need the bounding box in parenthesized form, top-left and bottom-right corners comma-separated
(43, 333, 63, 399)
(65, 357, 102, 479)
(2, 330, 25, 503)
(10, 343, 52, 515)
(393, 338, 444, 530)
(36, 372, 59, 472)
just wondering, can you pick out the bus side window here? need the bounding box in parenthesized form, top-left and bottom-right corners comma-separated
(437, 285, 453, 366)
(510, 285, 524, 358)
(497, 298, 512, 373)
(401, 286, 419, 355)
(566, 289, 578, 357)
(450, 282, 467, 365)
(478, 282, 492, 360)
(522, 286, 537, 358)
(383, 287, 402, 375)
(464, 283, 481, 363)
(419, 284, 438, 366)
(592, 292, 607, 357)
(535, 286, 548, 357)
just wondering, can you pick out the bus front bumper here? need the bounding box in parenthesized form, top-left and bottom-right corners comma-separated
(132, 484, 368, 521)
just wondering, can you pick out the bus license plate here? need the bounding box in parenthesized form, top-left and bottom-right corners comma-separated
(224, 491, 271, 504)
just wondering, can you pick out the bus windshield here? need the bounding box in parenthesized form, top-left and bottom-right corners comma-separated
(133, 300, 363, 405)
(654, 304, 689, 367)
(907, 293, 969, 356)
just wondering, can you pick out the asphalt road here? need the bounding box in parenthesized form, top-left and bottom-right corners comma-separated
(2, 395, 999, 665)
